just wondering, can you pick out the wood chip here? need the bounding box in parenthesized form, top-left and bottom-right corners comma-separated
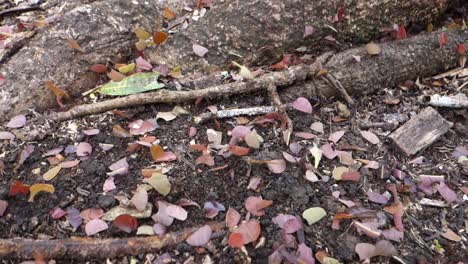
(388, 107, 452, 156)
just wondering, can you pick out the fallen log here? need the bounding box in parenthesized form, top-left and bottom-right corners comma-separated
(0, 222, 224, 259)
(47, 30, 468, 122)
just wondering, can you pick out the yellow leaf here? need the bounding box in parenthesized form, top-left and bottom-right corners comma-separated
(66, 38, 84, 53)
(162, 7, 176, 20)
(231, 61, 254, 80)
(150, 145, 164, 160)
(135, 39, 147, 51)
(118, 63, 135, 74)
(28, 184, 55, 202)
(43, 165, 62, 181)
(145, 173, 171, 196)
(133, 28, 151, 40)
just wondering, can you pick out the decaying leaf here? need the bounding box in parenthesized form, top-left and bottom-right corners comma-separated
(145, 173, 171, 196)
(28, 183, 55, 202)
(43, 165, 61, 181)
(98, 73, 165, 96)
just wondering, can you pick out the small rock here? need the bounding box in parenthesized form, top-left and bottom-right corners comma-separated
(336, 102, 351, 118)
(98, 195, 117, 210)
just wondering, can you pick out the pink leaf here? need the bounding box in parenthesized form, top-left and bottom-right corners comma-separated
(153, 223, 167, 235)
(60, 159, 80, 168)
(152, 201, 174, 226)
(85, 219, 108, 236)
(341, 171, 361, 181)
(76, 142, 92, 157)
(355, 243, 376, 260)
(131, 186, 148, 211)
(418, 175, 444, 195)
(328, 131, 345, 143)
(360, 130, 380, 145)
(226, 207, 241, 228)
(267, 159, 286, 174)
(188, 126, 197, 137)
(136, 56, 153, 70)
(66, 207, 82, 229)
(186, 225, 212, 246)
(128, 119, 157, 135)
(43, 147, 64, 157)
(289, 142, 303, 154)
(365, 161, 380, 170)
(0, 131, 15, 140)
(374, 240, 397, 257)
(80, 208, 104, 221)
(18, 145, 34, 166)
(193, 44, 209, 57)
(247, 176, 262, 190)
(99, 143, 114, 152)
(304, 25, 314, 38)
(272, 214, 302, 234)
(382, 228, 404, 242)
(155, 151, 177, 162)
(393, 212, 404, 231)
(108, 158, 128, 175)
(231, 126, 251, 140)
(103, 177, 116, 192)
(297, 243, 314, 264)
(438, 182, 457, 204)
(204, 201, 225, 219)
(166, 204, 187, 221)
(367, 191, 389, 204)
(195, 154, 215, 166)
(305, 170, 319, 182)
(292, 97, 312, 114)
(321, 143, 337, 159)
(49, 207, 66, 219)
(0, 200, 8, 217)
(295, 132, 316, 139)
(310, 122, 324, 134)
(353, 220, 382, 239)
(282, 151, 299, 163)
(228, 220, 261, 247)
(82, 129, 100, 136)
(245, 196, 273, 216)
(6, 115, 26, 128)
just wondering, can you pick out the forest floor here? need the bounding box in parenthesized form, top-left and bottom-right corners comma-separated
(0, 65, 467, 263)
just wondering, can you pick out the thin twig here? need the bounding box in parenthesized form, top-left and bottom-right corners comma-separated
(0, 6, 42, 17)
(0, 222, 224, 259)
(322, 73, 354, 105)
(194, 106, 275, 124)
(267, 83, 293, 145)
(166, 142, 196, 171)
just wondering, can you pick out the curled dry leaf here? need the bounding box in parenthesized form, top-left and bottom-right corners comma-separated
(245, 196, 273, 216)
(85, 219, 108, 236)
(28, 184, 55, 202)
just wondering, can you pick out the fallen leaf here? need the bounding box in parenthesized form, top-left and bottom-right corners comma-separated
(114, 214, 138, 233)
(153, 223, 167, 235)
(341, 170, 361, 181)
(133, 28, 151, 40)
(135, 57, 152, 71)
(310, 122, 324, 134)
(131, 186, 148, 211)
(99, 73, 164, 96)
(441, 228, 462, 242)
(136, 225, 154, 235)
(367, 191, 389, 204)
(157, 111, 177, 121)
(360, 130, 380, 145)
(193, 44, 209, 57)
(366, 42, 381, 55)
(150, 145, 164, 160)
(0, 200, 7, 216)
(437, 182, 457, 204)
(186, 225, 212, 246)
(6, 114, 26, 128)
(245, 196, 273, 216)
(355, 243, 375, 260)
(145, 173, 171, 196)
(188, 126, 197, 138)
(85, 219, 108, 236)
(82, 129, 100, 136)
(292, 97, 312, 113)
(395, 25, 407, 39)
(329, 130, 345, 143)
(272, 214, 302, 234)
(8, 181, 30, 196)
(67, 207, 83, 229)
(232, 61, 254, 80)
(228, 145, 250, 156)
(108, 158, 129, 176)
(107, 69, 126, 82)
(152, 201, 174, 226)
(155, 151, 177, 162)
(353, 220, 382, 238)
(226, 207, 241, 228)
(295, 132, 316, 139)
(162, 6, 176, 20)
(0, 131, 15, 140)
(49, 207, 66, 220)
(438, 32, 448, 48)
(332, 166, 348, 180)
(103, 177, 116, 192)
(228, 220, 261, 248)
(309, 143, 322, 168)
(43, 165, 61, 181)
(267, 159, 286, 174)
(18, 145, 34, 166)
(89, 64, 107, 74)
(76, 142, 92, 157)
(304, 25, 314, 37)
(153, 31, 168, 45)
(297, 243, 314, 264)
(382, 228, 404, 242)
(80, 208, 104, 221)
(245, 130, 260, 148)
(60, 159, 80, 168)
(28, 184, 55, 202)
(302, 207, 326, 225)
(66, 38, 84, 53)
(204, 201, 225, 219)
(166, 204, 187, 221)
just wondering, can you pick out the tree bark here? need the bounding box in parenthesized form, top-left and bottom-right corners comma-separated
(147, 0, 450, 72)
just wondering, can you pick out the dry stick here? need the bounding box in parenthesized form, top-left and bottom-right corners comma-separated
(194, 106, 276, 124)
(0, 222, 224, 259)
(267, 83, 293, 145)
(48, 61, 324, 122)
(321, 74, 354, 105)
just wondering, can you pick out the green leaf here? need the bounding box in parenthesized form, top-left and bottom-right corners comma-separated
(302, 207, 326, 225)
(98, 73, 165, 96)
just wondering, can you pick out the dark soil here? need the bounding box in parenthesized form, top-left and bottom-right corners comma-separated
(0, 75, 467, 263)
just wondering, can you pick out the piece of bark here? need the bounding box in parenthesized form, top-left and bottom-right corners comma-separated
(47, 30, 468, 123)
(147, 0, 452, 72)
(0, 222, 224, 259)
(388, 107, 453, 156)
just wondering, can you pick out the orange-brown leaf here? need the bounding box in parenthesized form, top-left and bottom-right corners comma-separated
(89, 64, 107, 74)
(150, 145, 165, 160)
(28, 183, 55, 202)
(66, 38, 84, 53)
(44, 80, 70, 100)
(153, 31, 168, 45)
(162, 7, 176, 20)
(228, 145, 250, 156)
(107, 69, 126, 82)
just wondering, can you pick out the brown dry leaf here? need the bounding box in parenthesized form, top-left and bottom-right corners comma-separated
(366, 42, 381, 55)
(236, 117, 250, 125)
(383, 97, 400, 105)
(43, 165, 62, 181)
(441, 228, 461, 242)
(153, 31, 168, 44)
(162, 7, 176, 20)
(426, 23, 433, 33)
(44, 80, 70, 100)
(66, 38, 84, 53)
(150, 145, 164, 160)
(141, 168, 163, 178)
(135, 39, 147, 51)
(28, 184, 55, 202)
(107, 69, 126, 82)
